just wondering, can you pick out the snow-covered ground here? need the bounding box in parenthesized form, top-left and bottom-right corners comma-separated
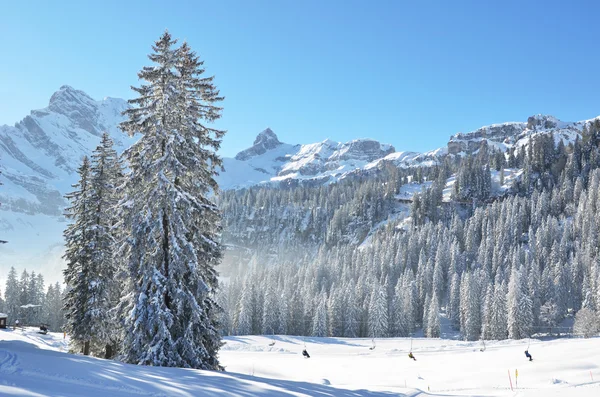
(1, 328, 599, 396)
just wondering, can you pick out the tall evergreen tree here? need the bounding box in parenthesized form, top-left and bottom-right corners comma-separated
(18, 269, 30, 320)
(117, 32, 225, 369)
(63, 138, 120, 357)
(426, 293, 441, 338)
(43, 283, 65, 332)
(489, 282, 508, 340)
(87, 133, 122, 357)
(262, 276, 282, 335)
(368, 281, 388, 338)
(4, 267, 20, 323)
(449, 271, 461, 329)
(63, 156, 95, 355)
(312, 291, 328, 337)
(234, 280, 254, 335)
(342, 283, 359, 337)
(507, 266, 533, 339)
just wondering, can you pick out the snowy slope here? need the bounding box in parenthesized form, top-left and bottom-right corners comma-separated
(1, 328, 599, 396)
(0, 328, 398, 397)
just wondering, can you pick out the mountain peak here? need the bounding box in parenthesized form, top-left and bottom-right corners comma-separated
(526, 114, 561, 130)
(48, 85, 96, 115)
(253, 128, 280, 146)
(235, 128, 283, 161)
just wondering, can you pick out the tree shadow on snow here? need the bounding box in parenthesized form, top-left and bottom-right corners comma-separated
(0, 339, 401, 396)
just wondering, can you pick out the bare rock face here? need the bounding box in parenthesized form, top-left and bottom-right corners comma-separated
(526, 114, 558, 130)
(447, 122, 527, 155)
(446, 114, 579, 155)
(235, 128, 282, 160)
(48, 85, 104, 137)
(331, 139, 395, 162)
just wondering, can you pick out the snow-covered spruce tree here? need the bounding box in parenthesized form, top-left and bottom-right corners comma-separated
(262, 276, 281, 335)
(4, 266, 20, 323)
(234, 281, 254, 335)
(573, 307, 600, 338)
(460, 272, 481, 341)
(44, 283, 66, 332)
(507, 266, 533, 340)
(18, 270, 30, 320)
(117, 32, 225, 369)
(312, 290, 329, 337)
(448, 271, 461, 330)
(63, 135, 122, 358)
(489, 281, 508, 340)
(368, 280, 388, 338)
(327, 284, 344, 337)
(392, 278, 407, 336)
(426, 293, 440, 338)
(88, 132, 122, 358)
(63, 156, 94, 355)
(25, 272, 43, 325)
(342, 283, 359, 337)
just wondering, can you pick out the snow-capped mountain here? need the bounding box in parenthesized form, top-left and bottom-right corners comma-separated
(0, 86, 134, 216)
(0, 86, 136, 280)
(0, 86, 420, 281)
(220, 129, 398, 189)
(1, 85, 599, 283)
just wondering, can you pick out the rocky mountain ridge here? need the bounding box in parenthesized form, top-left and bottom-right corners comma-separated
(447, 113, 595, 155)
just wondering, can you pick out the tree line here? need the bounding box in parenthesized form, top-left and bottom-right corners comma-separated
(0, 267, 65, 332)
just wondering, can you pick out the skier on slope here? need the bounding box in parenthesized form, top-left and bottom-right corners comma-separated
(525, 350, 533, 361)
(302, 349, 310, 358)
(408, 351, 416, 361)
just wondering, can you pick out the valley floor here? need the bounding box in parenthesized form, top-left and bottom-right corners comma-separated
(0, 328, 598, 396)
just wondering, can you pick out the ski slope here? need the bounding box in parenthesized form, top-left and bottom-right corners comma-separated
(0, 328, 599, 396)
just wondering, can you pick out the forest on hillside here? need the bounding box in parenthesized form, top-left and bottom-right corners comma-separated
(216, 121, 600, 340)
(3, 122, 600, 343)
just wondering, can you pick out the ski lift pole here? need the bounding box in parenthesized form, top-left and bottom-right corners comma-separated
(370, 337, 376, 350)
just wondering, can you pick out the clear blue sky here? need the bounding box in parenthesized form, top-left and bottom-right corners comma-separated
(1, 0, 600, 157)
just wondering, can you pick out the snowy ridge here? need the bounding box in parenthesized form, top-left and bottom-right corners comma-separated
(221, 133, 400, 189)
(447, 113, 600, 156)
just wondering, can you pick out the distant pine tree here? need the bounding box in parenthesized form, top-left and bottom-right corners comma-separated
(4, 267, 20, 323)
(368, 281, 388, 338)
(312, 291, 328, 337)
(507, 266, 533, 339)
